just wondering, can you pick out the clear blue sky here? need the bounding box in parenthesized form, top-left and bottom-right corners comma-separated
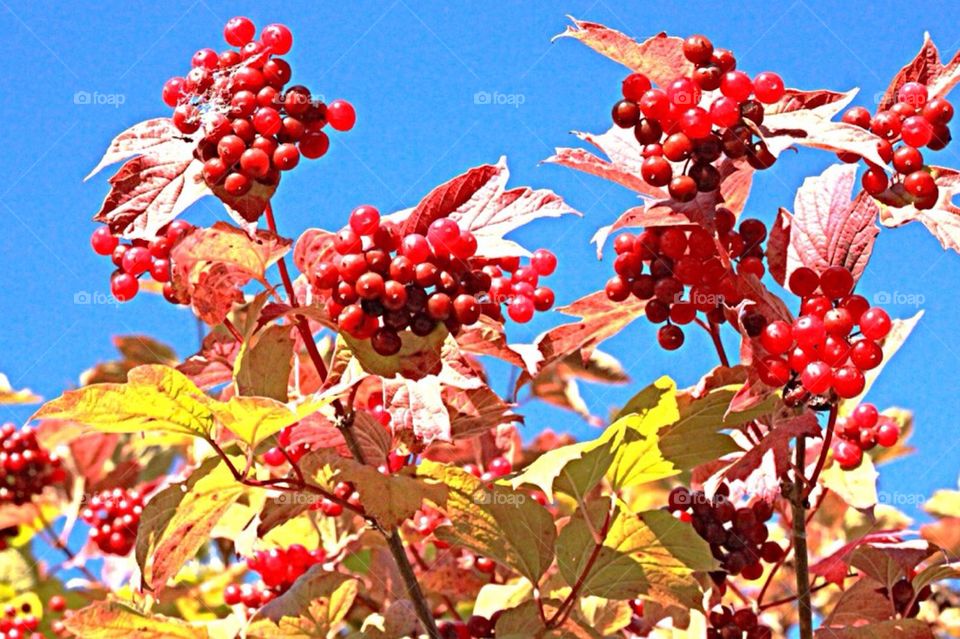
(2, 0, 959, 518)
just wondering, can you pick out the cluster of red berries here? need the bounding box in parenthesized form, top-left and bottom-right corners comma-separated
(90, 220, 193, 303)
(80, 488, 143, 555)
(437, 611, 505, 639)
(754, 266, 892, 401)
(840, 82, 953, 208)
(310, 206, 557, 355)
(0, 423, 65, 506)
(707, 606, 773, 639)
(161, 17, 354, 214)
(461, 456, 513, 483)
(611, 35, 784, 201)
(261, 424, 312, 468)
(833, 403, 901, 469)
(312, 481, 362, 518)
(606, 212, 766, 351)
(667, 485, 784, 581)
(0, 601, 42, 639)
(223, 544, 326, 609)
(0, 526, 17, 551)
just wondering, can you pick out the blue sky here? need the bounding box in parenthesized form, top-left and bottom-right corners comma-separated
(2, 0, 960, 519)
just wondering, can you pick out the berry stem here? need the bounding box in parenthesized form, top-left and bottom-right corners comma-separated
(698, 318, 730, 367)
(547, 504, 614, 628)
(223, 317, 244, 343)
(789, 435, 814, 639)
(802, 403, 839, 502)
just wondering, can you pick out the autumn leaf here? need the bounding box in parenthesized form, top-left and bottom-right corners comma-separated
(304, 451, 447, 531)
(33, 365, 217, 437)
(528, 349, 628, 425)
(877, 166, 960, 253)
(136, 456, 248, 592)
(455, 316, 531, 370)
(177, 332, 241, 390)
(842, 311, 923, 407)
(554, 18, 693, 88)
(82, 335, 178, 385)
(63, 601, 209, 639)
(251, 566, 357, 636)
(815, 618, 935, 638)
(420, 461, 556, 583)
(555, 497, 715, 606)
(217, 395, 330, 449)
(878, 33, 960, 112)
(531, 290, 648, 374)
(171, 222, 291, 325)
(722, 411, 820, 485)
(769, 163, 880, 287)
(234, 323, 294, 401)
(0, 373, 39, 405)
(810, 532, 907, 587)
(342, 324, 446, 380)
(822, 453, 880, 510)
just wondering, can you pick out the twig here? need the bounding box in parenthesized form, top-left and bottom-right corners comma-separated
(547, 505, 613, 628)
(35, 505, 101, 583)
(758, 577, 845, 611)
(699, 319, 730, 367)
(802, 403, 838, 502)
(790, 436, 814, 639)
(223, 317, 244, 343)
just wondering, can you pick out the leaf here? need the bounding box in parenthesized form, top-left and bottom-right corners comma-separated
(879, 33, 960, 112)
(235, 324, 294, 401)
(456, 316, 533, 369)
(217, 395, 330, 449)
(844, 311, 923, 407)
(822, 453, 879, 510)
(304, 451, 447, 531)
(82, 335, 179, 385)
(824, 576, 898, 626)
(810, 531, 907, 587)
(136, 456, 248, 592)
(532, 291, 648, 374)
(342, 324, 446, 380)
(171, 222, 291, 325)
(0, 373, 40, 405)
(529, 350, 628, 425)
(851, 540, 937, 587)
(63, 601, 209, 638)
(554, 18, 694, 88)
(878, 166, 960, 253)
(178, 332, 242, 390)
(778, 163, 880, 286)
(420, 460, 556, 582)
(722, 412, 821, 484)
(395, 157, 579, 258)
(33, 365, 216, 437)
(815, 619, 935, 639)
(555, 498, 714, 606)
(759, 107, 889, 168)
(253, 566, 357, 634)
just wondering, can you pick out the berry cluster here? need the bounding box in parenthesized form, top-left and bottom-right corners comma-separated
(0, 423, 65, 506)
(755, 266, 891, 401)
(840, 82, 953, 208)
(0, 601, 40, 639)
(223, 544, 326, 609)
(261, 423, 311, 467)
(437, 612, 505, 639)
(80, 488, 144, 555)
(833, 403, 901, 469)
(162, 17, 354, 212)
(667, 486, 784, 581)
(311, 481, 361, 518)
(606, 211, 766, 351)
(310, 206, 557, 355)
(611, 35, 784, 201)
(707, 606, 773, 639)
(461, 455, 513, 483)
(90, 220, 193, 303)
(0, 526, 17, 551)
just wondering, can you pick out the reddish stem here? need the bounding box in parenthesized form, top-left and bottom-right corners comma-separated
(223, 317, 244, 343)
(802, 403, 839, 502)
(702, 320, 730, 367)
(547, 506, 614, 628)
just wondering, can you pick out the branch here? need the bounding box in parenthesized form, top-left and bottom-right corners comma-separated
(547, 504, 614, 628)
(802, 403, 838, 502)
(697, 319, 730, 367)
(790, 436, 814, 639)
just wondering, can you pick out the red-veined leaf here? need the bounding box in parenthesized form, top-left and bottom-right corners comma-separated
(878, 166, 960, 253)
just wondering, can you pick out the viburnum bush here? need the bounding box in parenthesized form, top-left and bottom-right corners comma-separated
(5, 14, 960, 639)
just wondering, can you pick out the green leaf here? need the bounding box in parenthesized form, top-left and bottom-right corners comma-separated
(555, 498, 715, 607)
(235, 324, 294, 402)
(303, 452, 447, 531)
(136, 456, 248, 593)
(62, 601, 209, 638)
(420, 461, 557, 583)
(249, 566, 358, 637)
(32, 365, 216, 437)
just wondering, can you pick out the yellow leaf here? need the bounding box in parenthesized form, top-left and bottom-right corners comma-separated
(248, 568, 358, 638)
(63, 601, 209, 638)
(822, 454, 879, 510)
(217, 395, 330, 449)
(32, 365, 216, 437)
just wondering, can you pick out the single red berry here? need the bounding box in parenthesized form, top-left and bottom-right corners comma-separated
(898, 81, 929, 108)
(720, 71, 753, 102)
(299, 132, 330, 159)
(792, 315, 826, 349)
(216, 135, 246, 165)
(658, 324, 685, 350)
(161, 77, 185, 107)
(150, 258, 171, 282)
(788, 267, 820, 297)
(682, 34, 714, 64)
(488, 456, 512, 477)
(871, 111, 902, 139)
(371, 328, 402, 356)
(819, 266, 854, 299)
(668, 175, 697, 202)
(49, 595, 67, 614)
(757, 357, 791, 386)
(923, 98, 954, 125)
(861, 167, 888, 195)
(172, 104, 200, 133)
(709, 96, 741, 127)
(904, 170, 937, 199)
(326, 100, 356, 131)
(263, 447, 287, 466)
(859, 307, 892, 340)
(667, 77, 701, 108)
(110, 272, 139, 302)
(121, 246, 151, 275)
(349, 205, 381, 236)
(662, 132, 693, 161)
(223, 172, 251, 196)
(507, 296, 535, 323)
(680, 107, 712, 139)
(800, 360, 833, 395)
(401, 234, 431, 263)
(530, 249, 557, 276)
(239, 148, 270, 178)
(252, 107, 282, 137)
(850, 339, 883, 370)
(901, 115, 934, 147)
(639, 88, 671, 120)
(90, 227, 118, 255)
(832, 366, 865, 398)
(834, 439, 863, 469)
(261, 23, 293, 54)
(893, 146, 924, 175)
(224, 16, 256, 47)
(641, 156, 672, 186)
(612, 99, 640, 128)
(622, 73, 652, 101)
(272, 143, 300, 171)
(753, 72, 784, 103)
(876, 420, 899, 447)
(760, 320, 793, 354)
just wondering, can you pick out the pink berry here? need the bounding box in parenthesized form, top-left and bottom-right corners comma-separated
(349, 205, 381, 236)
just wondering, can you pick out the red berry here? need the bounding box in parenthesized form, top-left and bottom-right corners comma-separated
(612, 100, 640, 128)
(240, 148, 270, 179)
(640, 88, 671, 120)
(401, 234, 431, 263)
(253, 107, 282, 137)
(709, 96, 741, 127)
(641, 156, 672, 186)
(877, 420, 899, 447)
(272, 143, 300, 171)
(299, 132, 330, 159)
(862, 167, 888, 195)
(172, 104, 200, 134)
(224, 16, 256, 47)
(720, 71, 753, 102)
(261, 23, 293, 54)
(668, 175, 697, 202)
(326, 100, 356, 131)
(622, 73, 652, 101)
(757, 357, 791, 386)
(753, 72, 784, 104)
(819, 266, 854, 299)
(834, 440, 863, 469)
(150, 258, 170, 282)
(792, 315, 826, 349)
(488, 456, 512, 477)
(371, 328, 402, 356)
(263, 447, 286, 466)
(507, 296, 535, 323)
(832, 366, 865, 398)
(760, 320, 793, 354)
(121, 246, 151, 275)
(657, 324, 685, 350)
(530, 249, 557, 276)
(923, 98, 954, 125)
(842, 106, 872, 129)
(90, 227, 118, 255)
(859, 307, 891, 340)
(110, 272, 138, 302)
(850, 339, 883, 370)
(682, 35, 714, 64)
(223, 172, 251, 196)
(788, 267, 820, 297)
(871, 111, 902, 139)
(667, 78, 701, 108)
(800, 361, 832, 394)
(898, 82, 929, 108)
(904, 170, 937, 199)
(349, 205, 381, 236)
(901, 115, 934, 147)
(893, 146, 924, 175)
(161, 77, 185, 107)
